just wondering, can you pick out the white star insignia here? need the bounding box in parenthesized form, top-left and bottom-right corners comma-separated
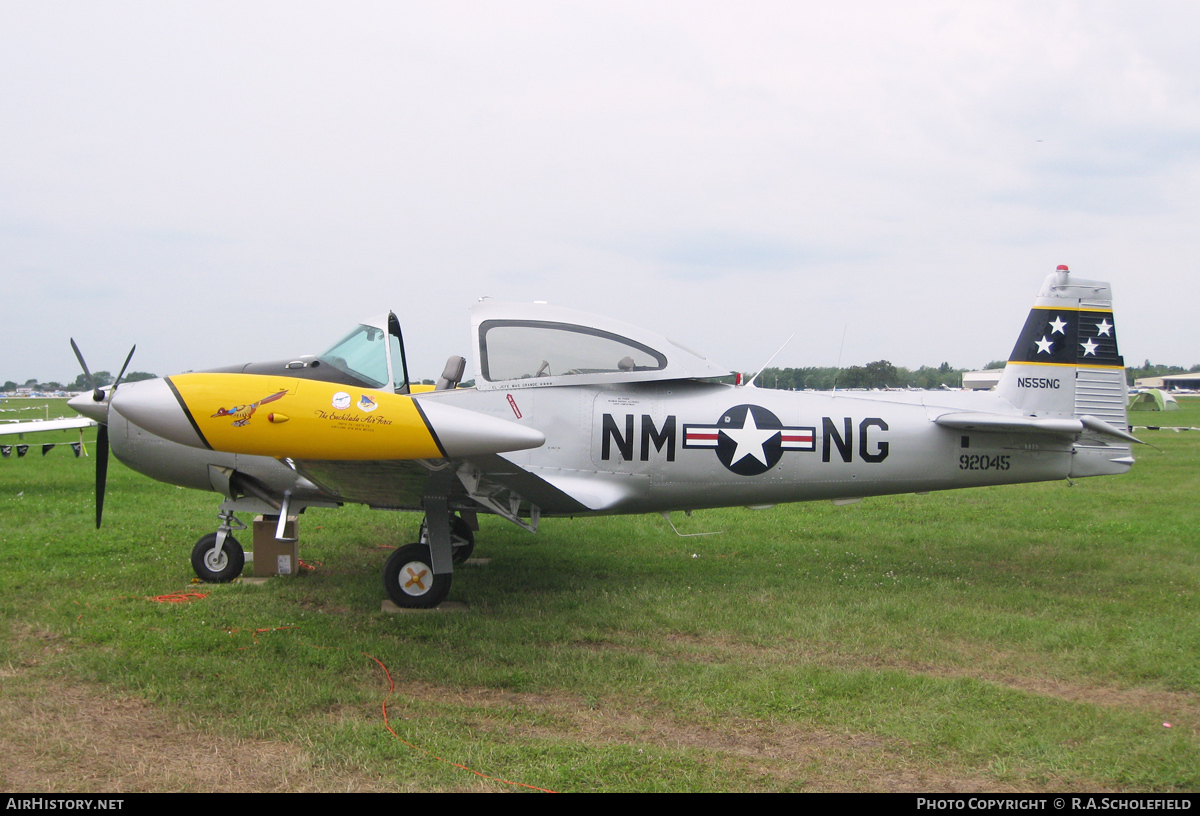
(1096, 318, 1112, 337)
(1081, 338, 1098, 356)
(721, 411, 779, 467)
(1035, 336, 1053, 354)
(1048, 316, 1067, 335)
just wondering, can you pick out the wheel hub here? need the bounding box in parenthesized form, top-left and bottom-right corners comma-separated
(399, 561, 431, 596)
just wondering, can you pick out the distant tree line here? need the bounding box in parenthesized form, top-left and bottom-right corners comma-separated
(1124, 361, 1200, 385)
(748, 361, 966, 390)
(3, 371, 157, 393)
(742, 358, 1200, 390)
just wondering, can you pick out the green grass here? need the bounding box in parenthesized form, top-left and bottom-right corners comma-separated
(1, 397, 1198, 791)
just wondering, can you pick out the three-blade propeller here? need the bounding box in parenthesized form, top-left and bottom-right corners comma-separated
(70, 340, 136, 529)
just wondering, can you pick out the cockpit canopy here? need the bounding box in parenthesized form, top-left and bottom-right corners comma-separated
(318, 312, 409, 393)
(470, 301, 729, 391)
(202, 311, 411, 393)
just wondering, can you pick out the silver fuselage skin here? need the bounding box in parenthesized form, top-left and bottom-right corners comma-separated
(411, 382, 1082, 514)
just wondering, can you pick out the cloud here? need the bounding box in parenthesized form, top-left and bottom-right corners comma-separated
(3, 2, 1200, 382)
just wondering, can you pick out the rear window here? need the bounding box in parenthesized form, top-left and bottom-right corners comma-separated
(479, 320, 667, 382)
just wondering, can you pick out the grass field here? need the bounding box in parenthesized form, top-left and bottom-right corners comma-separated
(1, 398, 1198, 792)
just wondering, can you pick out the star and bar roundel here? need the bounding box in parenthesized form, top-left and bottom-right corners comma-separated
(683, 404, 815, 476)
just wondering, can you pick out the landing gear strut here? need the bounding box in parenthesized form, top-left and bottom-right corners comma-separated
(418, 514, 476, 563)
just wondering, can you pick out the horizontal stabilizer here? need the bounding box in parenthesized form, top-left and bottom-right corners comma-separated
(935, 412, 1082, 435)
(934, 411, 1142, 444)
(1078, 414, 1144, 445)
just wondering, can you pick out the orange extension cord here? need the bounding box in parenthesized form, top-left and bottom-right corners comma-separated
(140, 590, 552, 790)
(147, 591, 209, 603)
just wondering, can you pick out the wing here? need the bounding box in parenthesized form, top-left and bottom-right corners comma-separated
(290, 453, 590, 518)
(0, 416, 97, 436)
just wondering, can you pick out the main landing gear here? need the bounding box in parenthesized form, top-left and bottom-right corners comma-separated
(383, 507, 475, 609)
(383, 542, 452, 608)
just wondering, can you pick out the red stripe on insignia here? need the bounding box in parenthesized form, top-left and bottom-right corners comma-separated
(685, 429, 719, 447)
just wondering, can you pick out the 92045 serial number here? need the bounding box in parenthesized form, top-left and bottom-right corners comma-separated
(959, 454, 1010, 471)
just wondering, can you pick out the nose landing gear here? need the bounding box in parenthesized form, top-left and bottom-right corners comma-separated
(191, 511, 247, 582)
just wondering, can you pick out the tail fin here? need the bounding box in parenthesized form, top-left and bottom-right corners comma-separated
(995, 265, 1132, 476)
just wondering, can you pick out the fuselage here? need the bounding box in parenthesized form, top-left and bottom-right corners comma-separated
(414, 380, 1074, 515)
(103, 373, 1076, 518)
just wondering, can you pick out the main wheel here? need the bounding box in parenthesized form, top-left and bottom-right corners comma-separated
(384, 543, 452, 608)
(191, 533, 245, 583)
(418, 515, 476, 563)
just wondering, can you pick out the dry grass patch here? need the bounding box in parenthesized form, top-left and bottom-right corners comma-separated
(381, 679, 1058, 792)
(597, 630, 1200, 727)
(0, 669, 390, 793)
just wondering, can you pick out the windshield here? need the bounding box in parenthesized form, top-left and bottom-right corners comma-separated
(319, 324, 391, 388)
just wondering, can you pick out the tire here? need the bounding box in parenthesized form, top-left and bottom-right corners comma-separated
(384, 543, 452, 608)
(418, 515, 476, 564)
(191, 533, 245, 583)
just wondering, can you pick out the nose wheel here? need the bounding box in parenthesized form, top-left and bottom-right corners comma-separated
(191, 532, 245, 583)
(191, 510, 247, 583)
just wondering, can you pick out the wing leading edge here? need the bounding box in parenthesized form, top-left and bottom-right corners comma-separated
(0, 416, 97, 436)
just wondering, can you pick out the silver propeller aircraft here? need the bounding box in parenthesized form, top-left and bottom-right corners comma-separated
(67, 265, 1138, 608)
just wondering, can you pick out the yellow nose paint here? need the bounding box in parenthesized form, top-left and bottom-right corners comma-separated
(167, 373, 444, 460)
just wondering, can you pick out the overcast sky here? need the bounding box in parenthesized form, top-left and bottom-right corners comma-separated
(3, 1, 1197, 385)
